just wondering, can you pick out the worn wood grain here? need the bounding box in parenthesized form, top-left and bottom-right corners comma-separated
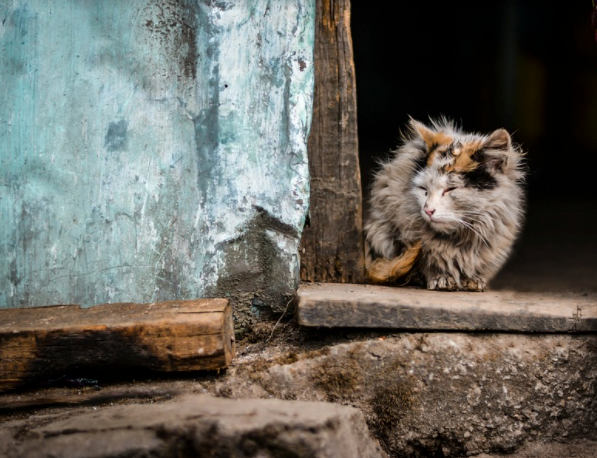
(297, 283, 597, 332)
(300, 0, 364, 283)
(0, 299, 235, 391)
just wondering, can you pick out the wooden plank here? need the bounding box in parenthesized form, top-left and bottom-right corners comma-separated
(0, 299, 234, 391)
(300, 0, 364, 283)
(296, 283, 597, 332)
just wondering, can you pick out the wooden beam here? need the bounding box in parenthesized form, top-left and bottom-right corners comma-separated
(0, 299, 234, 391)
(296, 283, 597, 332)
(300, 0, 364, 283)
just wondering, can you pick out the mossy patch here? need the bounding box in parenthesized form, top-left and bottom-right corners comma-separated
(311, 354, 362, 402)
(371, 376, 417, 432)
(367, 357, 420, 454)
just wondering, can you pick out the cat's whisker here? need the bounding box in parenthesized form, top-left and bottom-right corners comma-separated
(449, 217, 492, 248)
(460, 217, 491, 232)
(456, 211, 499, 233)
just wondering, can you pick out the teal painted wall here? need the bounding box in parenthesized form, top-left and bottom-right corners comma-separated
(0, 1, 314, 310)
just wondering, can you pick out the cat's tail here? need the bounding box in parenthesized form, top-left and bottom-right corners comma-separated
(366, 241, 422, 283)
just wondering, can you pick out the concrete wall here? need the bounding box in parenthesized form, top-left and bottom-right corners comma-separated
(0, 1, 314, 310)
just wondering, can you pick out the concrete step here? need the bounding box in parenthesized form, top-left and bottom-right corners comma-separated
(2, 329, 596, 457)
(297, 283, 597, 332)
(0, 394, 385, 458)
(212, 331, 597, 457)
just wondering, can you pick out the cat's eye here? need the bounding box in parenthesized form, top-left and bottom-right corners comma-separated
(418, 186, 427, 195)
(443, 187, 457, 195)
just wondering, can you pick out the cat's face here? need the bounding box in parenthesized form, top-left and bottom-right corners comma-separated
(409, 121, 512, 234)
(411, 164, 483, 233)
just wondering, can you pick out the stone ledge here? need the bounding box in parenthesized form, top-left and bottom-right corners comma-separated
(212, 333, 597, 457)
(1, 394, 385, 458)
(297, 283, 597, 332)
(3, 331, 597, 457)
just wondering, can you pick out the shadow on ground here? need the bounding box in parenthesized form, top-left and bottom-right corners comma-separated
(492, 199, 597, 293)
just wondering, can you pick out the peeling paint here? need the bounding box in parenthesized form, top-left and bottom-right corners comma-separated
(0, 1, 315, 309)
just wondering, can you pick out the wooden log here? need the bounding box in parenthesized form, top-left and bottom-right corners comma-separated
(300, 0, 365, 283)
(296, 283, 597, 333)
(0, 299, 234, 391)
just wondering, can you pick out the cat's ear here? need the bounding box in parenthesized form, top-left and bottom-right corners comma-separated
(485, 128, 512, 152)
(409, 119, 453, 150)
(409, 119, 435, 146)
(483, 129, 512, 172)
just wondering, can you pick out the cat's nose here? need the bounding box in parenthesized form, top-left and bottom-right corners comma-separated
(424, 207, 435, 217)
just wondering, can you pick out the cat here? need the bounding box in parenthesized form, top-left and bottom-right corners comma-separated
(364, 118, 525, 291)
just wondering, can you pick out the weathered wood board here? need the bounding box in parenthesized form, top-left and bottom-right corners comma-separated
(300, 0, 364, 284)
(0, 299, 234, 391)
(297, 283, 597, 332)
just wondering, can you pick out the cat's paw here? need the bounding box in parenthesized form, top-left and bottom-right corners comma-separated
(427, 275, 458, 291)
(462, 278, 486, 292)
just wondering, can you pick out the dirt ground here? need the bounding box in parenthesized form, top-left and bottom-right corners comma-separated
(2, 319, 597, 457)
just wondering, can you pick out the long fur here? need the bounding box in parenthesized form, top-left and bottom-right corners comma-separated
(364, 118, 525, 291)
(367, 241, 422, 283)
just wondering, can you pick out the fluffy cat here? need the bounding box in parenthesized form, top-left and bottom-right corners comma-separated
(364, 118, 525, 291)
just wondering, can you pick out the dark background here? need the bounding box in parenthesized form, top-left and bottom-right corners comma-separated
(351, 1, 597, 292)
(352, 0, 597, 202)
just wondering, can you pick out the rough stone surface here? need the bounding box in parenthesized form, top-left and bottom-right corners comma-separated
(297, 283, 597, 332)
(478, 440, 597, 458)
(2, 329, 597, 457)
(1, 394, 385, 458)
(210, 332, 597, 457)
(0, 1, 314, 318)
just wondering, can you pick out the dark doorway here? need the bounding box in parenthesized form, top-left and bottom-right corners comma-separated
(352, 1, 597, 292)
